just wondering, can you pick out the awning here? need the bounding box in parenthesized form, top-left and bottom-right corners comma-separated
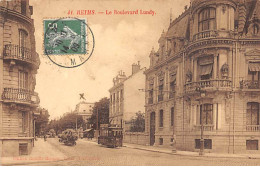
(200, 64, 213, 76)
(198, 56, 214, 66)
(249, 62, 260, 72)
(83, 129, 93, 132)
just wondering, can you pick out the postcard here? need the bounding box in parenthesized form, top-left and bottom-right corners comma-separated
(0, 0, 260, 166)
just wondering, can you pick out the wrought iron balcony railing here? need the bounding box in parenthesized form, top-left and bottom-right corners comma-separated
(185, 79, 232, 93)
(2, 88, 40, 105)
(246, 125, 260, 132)
(240, 80, 260, 90)
(3, 44, 40, 68)
(192, 30, 218, 42)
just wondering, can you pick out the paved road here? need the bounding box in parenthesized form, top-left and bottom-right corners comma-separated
(27, 138, 260, 166)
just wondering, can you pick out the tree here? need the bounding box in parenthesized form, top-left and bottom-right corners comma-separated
(45, 113, 85, 134)
(130, 112, 145, 132)
(35, 108, 50, 136)
(87, 97, 109, 129)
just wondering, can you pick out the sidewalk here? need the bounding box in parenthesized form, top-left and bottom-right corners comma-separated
(81, 139, 260, 159)
(123, 143, 260, 159)
(0, 138, 67, 166)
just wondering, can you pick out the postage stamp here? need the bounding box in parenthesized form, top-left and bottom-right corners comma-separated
(43, 18, 94, 68)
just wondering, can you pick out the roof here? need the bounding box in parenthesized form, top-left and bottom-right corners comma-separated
(166, 9, 190, 39)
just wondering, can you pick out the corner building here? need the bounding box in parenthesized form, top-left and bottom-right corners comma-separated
(0, 0, 40, 156)
(145, 0, 260, 154)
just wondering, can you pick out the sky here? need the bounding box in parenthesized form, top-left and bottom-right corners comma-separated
(30, 0, 190, 120)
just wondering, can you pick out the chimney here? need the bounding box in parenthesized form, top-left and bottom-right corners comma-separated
(132, 61, 141, 75)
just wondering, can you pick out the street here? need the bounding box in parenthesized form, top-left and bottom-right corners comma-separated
(24, 138, 260, 166)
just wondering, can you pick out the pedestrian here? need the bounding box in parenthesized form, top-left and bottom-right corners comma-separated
(44, 134, 47, 141)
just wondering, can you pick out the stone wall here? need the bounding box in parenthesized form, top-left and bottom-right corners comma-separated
(123, 132, 148, 145)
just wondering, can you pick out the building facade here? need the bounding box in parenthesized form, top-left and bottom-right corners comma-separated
(74, 101, 94, 128)
(109, 62, 145, 132)
(145, 0, 260, 154)
(0, 0, 40, 156)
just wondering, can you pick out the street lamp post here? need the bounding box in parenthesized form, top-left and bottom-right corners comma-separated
(196, 87, 205, 156)
(199, 121, 204, 155)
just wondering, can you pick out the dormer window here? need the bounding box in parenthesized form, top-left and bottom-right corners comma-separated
(199, 8, 216, 32)
(21, 0, 27, 15)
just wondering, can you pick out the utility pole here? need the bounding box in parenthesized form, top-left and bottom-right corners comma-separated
(96, 108, 99, 130)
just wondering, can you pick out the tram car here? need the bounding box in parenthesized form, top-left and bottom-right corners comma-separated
(98, 124, 123, 148)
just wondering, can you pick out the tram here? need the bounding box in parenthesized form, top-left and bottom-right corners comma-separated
(98, 124, 123, 148)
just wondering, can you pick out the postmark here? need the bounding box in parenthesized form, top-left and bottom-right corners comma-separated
(43, 18, 94, 68)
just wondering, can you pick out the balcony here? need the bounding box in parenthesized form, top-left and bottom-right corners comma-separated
(246, 125, 260, 132)
(158, 94, 164, 102)
(148, 98, 153, 104)
(194, 125, 214, 131)
(185, 79, 232, 94)
(240, 80, 260, 91)
(192, 30, 218, 42)
(2, 88, 40, 105)
(3, 44, 40, 68)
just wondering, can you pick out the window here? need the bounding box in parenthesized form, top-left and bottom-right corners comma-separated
(200, 104, 213, 125)
(19, 30, 28, 48)
(171, 107, 174, 126)
(253, 24, 259, 35)
(22, 112, 27, 133)
(247, 102, 259, 125)
(117, 91, 119, 101)
(113, 93, 115, 104)
(19, 143, 28, 155)
(120, 89, 123, 100)
(19, 30, 28, 58)
(110, 95, 112, 103)
(169, 73, 176, 98)
(21, 0, 27, 15)
(195, 139, 212, 149)
(158, 78, 164, 102)
(148, 82, 154, 104)
(159, 138, 163, 145)
(19, 71, 28, 90)
(246, 140, 258, 150)
(198, 56, 214, 80)
(159, 109, 164, 127)
(198, 8, 216, 32)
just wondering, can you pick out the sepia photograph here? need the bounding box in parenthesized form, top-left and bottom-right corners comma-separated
(0, 0, 260, 166)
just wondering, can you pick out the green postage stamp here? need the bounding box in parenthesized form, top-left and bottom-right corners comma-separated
(44, 18, 86, 55)
(43, 18, 94, 68)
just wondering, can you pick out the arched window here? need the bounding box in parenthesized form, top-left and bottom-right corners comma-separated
(198, 8, 216, 32)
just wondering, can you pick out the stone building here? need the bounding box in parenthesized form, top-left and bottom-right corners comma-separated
(74, 101, 94, 128)
(0, 0, 40, 156)
(144, 0, 260, 154)
(109, 62, 145, 132)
